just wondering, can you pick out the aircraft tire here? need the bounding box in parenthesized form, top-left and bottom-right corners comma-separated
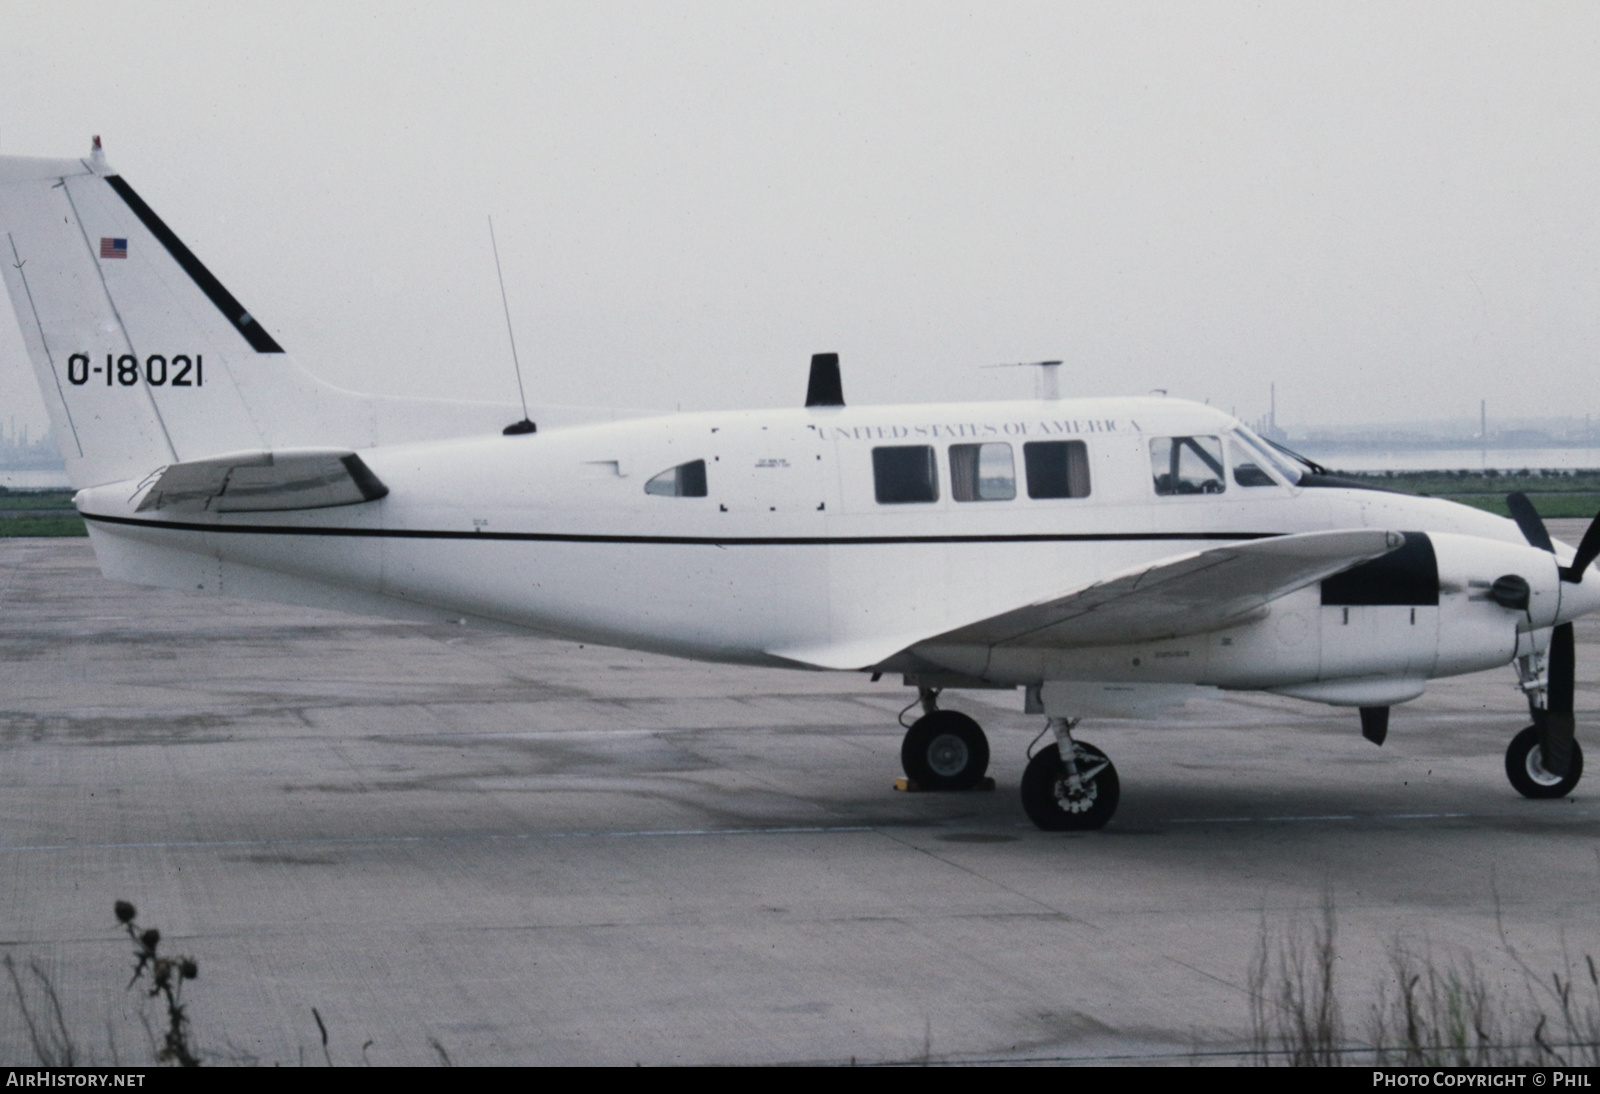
(901, 711, 989, 791)
(1505, 725, 1583, 799)
(1021, 742, 1119, 831)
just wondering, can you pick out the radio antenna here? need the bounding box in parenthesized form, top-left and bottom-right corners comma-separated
(979, 359, 1064, 400)
(489, 215, 536, 435)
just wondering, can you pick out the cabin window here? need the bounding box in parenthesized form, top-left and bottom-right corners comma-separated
(1023, 440, 1091, 499)
(949, 443, 1015, 501)
(873, 445, 939, 504)
(1151, 436, 1225, 495)
(644, 459, 708, 497)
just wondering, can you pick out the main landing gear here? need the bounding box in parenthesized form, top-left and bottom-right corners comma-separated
(899, 688, 991, 791)
(1020, 718, 1120, 831)
(896, 690, 1122, 829)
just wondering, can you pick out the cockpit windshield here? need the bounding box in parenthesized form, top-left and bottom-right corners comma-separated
(1231, 428, 1305, 485)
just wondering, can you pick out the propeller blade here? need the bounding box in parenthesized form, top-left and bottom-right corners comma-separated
(1507, 492, 1555, 553)
(1536, 622, 1577, 777)
(1559, 509, 1600, 583)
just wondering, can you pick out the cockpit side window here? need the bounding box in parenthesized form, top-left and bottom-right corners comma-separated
(644, 459, 708, 497)
(950, 443, 1016, 501)
(1151, 436, 1225, 495)
(873, 445, 939, 503)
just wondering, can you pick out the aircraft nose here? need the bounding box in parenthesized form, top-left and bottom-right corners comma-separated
(1558, 569, 1600, 625)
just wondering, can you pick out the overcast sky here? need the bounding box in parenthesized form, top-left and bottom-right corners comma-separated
(0, 2, 1595, 436)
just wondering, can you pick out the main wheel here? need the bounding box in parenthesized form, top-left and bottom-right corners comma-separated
(1505, 725, 1583, 799)
(900, 711, 990, 791)
(1021, 741, 1120, 830)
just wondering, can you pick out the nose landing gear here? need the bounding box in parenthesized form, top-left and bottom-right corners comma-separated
(1508, 647, 1584, 799)
(1505, 724, 1584, 799)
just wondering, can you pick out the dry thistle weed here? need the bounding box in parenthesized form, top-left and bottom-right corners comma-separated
(116, 900, 201, 1067)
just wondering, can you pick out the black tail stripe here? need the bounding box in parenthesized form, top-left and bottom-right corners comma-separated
(103, 175, 284, 354)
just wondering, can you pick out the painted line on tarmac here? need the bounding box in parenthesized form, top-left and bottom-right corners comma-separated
(1167, 812, 1469, 825)
(0, 824, 876, 855)
(1160, 810, 1596, 825)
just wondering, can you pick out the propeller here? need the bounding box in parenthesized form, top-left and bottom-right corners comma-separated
(1562, 513, 1600, 584)
(1505, 491, 1600, 776)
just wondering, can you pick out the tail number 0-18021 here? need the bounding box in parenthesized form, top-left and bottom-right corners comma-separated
(66, 353, 202, 388)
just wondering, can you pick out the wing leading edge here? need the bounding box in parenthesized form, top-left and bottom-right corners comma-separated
(771, 529, 1404, 670)
(133, 449, 389, 513)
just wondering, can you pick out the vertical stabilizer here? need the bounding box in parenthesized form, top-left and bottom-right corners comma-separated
(0, 147, 279, 486)
(0, 141, 566, 491)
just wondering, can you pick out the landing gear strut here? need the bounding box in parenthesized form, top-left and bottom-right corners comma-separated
(899, 688, 990, 791)
(1509, 648, 1585, 799)
(1020, 718, 1120, 830)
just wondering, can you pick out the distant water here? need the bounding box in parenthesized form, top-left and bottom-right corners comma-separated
(1296, 447, 1600, 473)
(0, 469, 70, 490)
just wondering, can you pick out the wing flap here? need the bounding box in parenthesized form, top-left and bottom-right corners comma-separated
(929, 529, 1404, 650)
(134, 449, 389, 513)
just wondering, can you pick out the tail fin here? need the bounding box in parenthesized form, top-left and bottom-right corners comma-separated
(0, 140, 557, 489)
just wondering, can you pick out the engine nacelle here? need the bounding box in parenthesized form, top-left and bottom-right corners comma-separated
(928, 531, 1562, 703)
(1288, 530, 1556, 686)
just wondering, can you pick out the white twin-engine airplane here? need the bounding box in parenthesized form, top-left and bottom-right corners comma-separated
(3, 140, 1599, 831)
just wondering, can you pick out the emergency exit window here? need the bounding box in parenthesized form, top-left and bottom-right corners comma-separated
(873, 446, 939, 504)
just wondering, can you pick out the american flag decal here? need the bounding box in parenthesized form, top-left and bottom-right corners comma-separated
(100, 237, 127, 259)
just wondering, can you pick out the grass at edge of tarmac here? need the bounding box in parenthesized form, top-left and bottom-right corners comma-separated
(1444, 494, 1600, 519)
(0, 515, 86, 536)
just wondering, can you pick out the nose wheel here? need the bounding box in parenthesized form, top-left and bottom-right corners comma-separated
(900, 710, 991, 791)
(1505, 724, 1584, 799)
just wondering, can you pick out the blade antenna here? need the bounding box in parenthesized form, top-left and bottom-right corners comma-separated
(490, 215, 536, 435)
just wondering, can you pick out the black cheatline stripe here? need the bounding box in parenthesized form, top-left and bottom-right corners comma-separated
(80, 511, 1280, 547)
(103, 175, 284, 354)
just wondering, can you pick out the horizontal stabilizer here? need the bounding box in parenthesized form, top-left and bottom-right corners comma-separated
(134, 449, 388, 513)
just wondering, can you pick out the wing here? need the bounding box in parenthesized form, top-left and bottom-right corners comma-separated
(133, 449, 389, 513)
(929, 528, 1403, 650)
(768, 529, 1403, 670)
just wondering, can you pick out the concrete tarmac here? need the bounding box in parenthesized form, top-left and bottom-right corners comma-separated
(1, 532, 1598, 1066)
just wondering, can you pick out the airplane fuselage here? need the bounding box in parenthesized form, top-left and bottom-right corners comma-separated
(9, 144, 1594, 825)
(75, 396, 1580, 706)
